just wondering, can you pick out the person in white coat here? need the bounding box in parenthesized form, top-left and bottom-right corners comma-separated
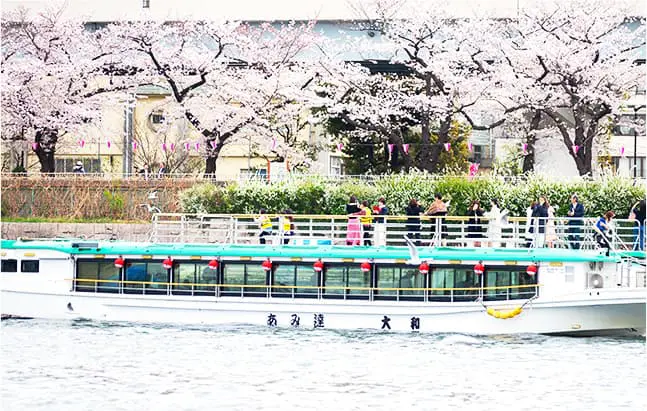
(486, 199, 502, 247)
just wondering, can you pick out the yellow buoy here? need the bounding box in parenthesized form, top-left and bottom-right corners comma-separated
(486, 306, 523, 319)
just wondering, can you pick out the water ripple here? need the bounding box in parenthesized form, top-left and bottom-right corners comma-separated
(1, 319, 645, 411)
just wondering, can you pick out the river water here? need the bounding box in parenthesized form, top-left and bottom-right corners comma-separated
(1, 319, 645, 411)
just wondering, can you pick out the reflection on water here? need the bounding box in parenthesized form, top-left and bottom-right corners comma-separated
(2, 319, 645, 411)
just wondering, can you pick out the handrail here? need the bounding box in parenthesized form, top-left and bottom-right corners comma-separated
(69, 277, 540, 292)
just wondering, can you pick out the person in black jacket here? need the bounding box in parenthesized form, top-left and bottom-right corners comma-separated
(567, 194, 585, 249)
(466, 200, 484, 247)
(405, 198, 424, 246)
(630, 199, 645, 251)
(530, 195, 549, 247)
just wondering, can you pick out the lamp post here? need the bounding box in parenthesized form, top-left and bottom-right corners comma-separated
(633, 104, 645, 180)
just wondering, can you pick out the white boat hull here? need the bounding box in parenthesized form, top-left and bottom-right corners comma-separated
(2, 287, 645, 336)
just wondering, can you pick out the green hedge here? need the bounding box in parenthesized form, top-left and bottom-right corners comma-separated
(180, 174, 645, 218)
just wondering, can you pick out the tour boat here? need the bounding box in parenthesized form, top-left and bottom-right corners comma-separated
(1, 233, 645, 336)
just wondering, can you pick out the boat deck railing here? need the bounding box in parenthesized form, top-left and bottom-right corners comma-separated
(71, 278, 540, 303)
(150, 213, 645, 252)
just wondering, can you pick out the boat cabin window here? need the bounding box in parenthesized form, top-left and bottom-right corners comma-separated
(222, 263, 268, 297)
(76, 260, 120, 292)
(376, 266, 425, 300)
(484, 268, 537, 301)
(20, 260, 40, 273)
(172, 261, 216, 296)
(323, 265, 370, 299)
(124, 261, 168, 294)
(430, 267, 480, 302)
(1, 259, 18, 272)
(270, 263, 319, 298)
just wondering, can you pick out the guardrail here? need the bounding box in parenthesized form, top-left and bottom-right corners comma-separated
(150, 213, 645, 251)
(71, 278, 540, 302)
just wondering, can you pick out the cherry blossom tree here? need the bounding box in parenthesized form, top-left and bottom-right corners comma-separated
(497, 0, 645, 176)
(1, 7, 128, 173)
(314, 0, 513, 173)
(108, 20, 318, 176)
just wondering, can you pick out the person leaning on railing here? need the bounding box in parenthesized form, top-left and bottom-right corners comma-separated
(256, 209, 273, 245)
(405, 199, 424, 246)
(354, 201, 373, 246)
(595, 211, 615, 256)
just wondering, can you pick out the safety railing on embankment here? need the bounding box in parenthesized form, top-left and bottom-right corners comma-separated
(150, 213, 645, 252)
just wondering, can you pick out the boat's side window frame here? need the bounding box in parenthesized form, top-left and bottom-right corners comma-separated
(483, 266, 538, 301)
(322, 263, 370, 300)
(375, 264, 426, 301)
(221, 261, 269, 297)
(1, 259, 18, 273)
(428, 265, 481, 302)
(75, 258, 121, 293)
(171, 260, 218, 296)
(20, 260, 40, 273)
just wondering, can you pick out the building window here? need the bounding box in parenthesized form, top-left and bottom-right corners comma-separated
(142, 0, 150, 8)
(329, 156, 343, 176)
(151, 112, 164, 124)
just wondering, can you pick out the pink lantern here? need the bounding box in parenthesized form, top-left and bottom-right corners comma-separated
(444, 143, 451, 152)
(620, 147, 625, 157)
(572, 145, 580, 155)
(467, 142, 473, 152)
(522, 143, 528, 155)
(78, 139, 85, 148)
(195, 142, 201, 151)
(184, 142, 190, 151)
(270, 138, 277, 150)
(162, 143, 167, 152)
(210, 140, 217, 149)
(106, 140, 111, 149)
(132, 141, 138, 151)
(403, 144, 410, 154)
(388, 143, 394, 154)
(170, 143, 176, 152)
(337, 143, 344, 152)
(31, 142, 39, 151)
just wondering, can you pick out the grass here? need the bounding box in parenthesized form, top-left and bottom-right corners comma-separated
(1, 216, 149, 224)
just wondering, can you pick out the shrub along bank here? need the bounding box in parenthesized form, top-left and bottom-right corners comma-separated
(180, 174, 645, 219)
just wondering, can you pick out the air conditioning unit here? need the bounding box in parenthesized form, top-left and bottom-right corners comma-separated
(587, 272, 604, 289)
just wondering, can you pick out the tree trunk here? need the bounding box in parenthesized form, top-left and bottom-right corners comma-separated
(425, 117, 451, 173)
(522, 110, 541, 173)
(34, 128, 58, 175)
(204, 142, 222, 177)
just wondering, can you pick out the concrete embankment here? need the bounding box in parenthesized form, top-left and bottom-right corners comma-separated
(1, 222, 152, 242)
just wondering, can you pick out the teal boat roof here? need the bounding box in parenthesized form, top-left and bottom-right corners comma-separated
(0, 238, 625, 263)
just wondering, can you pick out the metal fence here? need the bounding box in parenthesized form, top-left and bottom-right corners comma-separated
(150, 213, 645, 251)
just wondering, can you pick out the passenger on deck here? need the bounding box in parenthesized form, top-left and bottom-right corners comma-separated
(374, 197, 389, 247)
(405, 199, 424, 246)
(545, 197, 557, 248)
(281, 209, 295, 245)
(426, 193, 448, 245)
(346, 196, 361, 246)
(466, 200, 484, 247)
(256, 209, 273, 245)
(567, 194, 585, 249)
(354, 201, 373, 246)
(530, 196, 549, 248)
(630, 199, 645, 251)
(486, 199, 502, 247)
(595, 211, 615, 256)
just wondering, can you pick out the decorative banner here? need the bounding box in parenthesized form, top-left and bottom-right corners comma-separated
(31, 142, 39, 151)
(162, 143, 167, 152)
(170, 143, 176, 152)
(571, 145, 580, 155)
(387, 144, 394, 154)
(444, 143, 451, 152)
(467, 142, 473, 152)
(184, 142, 191, 151)
(270, 138, 277, 150)
(132, 141, 138, 151)
(403, 143, 410, 155)
(106, 140, 112, 149)
(469, 162, 480, 177)
(522, 143, 528, 155)
(195, 142, 200, 151)
(78, 139, 85, 148)
(209, 140, 217, 149)
(337, 142, 344, 152)
(620, 146, 625, 157)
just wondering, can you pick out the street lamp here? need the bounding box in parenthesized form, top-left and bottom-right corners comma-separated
(633, 104, 645, 180)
